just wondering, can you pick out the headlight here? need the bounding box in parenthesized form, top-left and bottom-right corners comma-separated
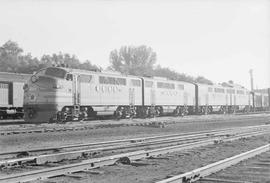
(53, 84, 63, 89)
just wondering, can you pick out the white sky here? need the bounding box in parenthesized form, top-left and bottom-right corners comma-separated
(0, 0, 269, 89)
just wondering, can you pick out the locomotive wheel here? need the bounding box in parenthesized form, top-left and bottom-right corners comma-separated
(174, 108, 180, 117)
(181, 111, 185, 117)
(142, 108, 149, 118)
(221, 107, 226, 114)
(201, 107, 207, 115)
(114, 109, 122, 120)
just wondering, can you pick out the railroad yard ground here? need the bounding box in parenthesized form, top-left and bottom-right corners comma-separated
(44, 134, 270, 183)
(1, 113, 270, 183)
(0, 113, 269, 153)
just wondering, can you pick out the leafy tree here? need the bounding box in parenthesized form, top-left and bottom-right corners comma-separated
(153, 65, 194, 83)
(0, 40, 99, 74)
(0, 40, 23, 72)
(0, 40, 214, 86)
(40, 53, 99, 71)
(195, 76, 213, 85)
(109, 45, 157, 76)
(109, 45, 213, 84)
(18, 53, 40, 73)
(78, 60, 100, 71)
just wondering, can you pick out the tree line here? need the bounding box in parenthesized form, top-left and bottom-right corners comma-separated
(0, 40, 213, 85)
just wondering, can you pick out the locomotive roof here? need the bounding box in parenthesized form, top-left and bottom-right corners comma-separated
(196, 82, 249, 91)
(57, 67, 138, 78)
(0, 72, 31, 82)
(254, 88, 270, 94)
(55, 67, 195, 85)
(50, 67, 249, 90)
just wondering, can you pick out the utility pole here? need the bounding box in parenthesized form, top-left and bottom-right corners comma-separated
(249, 69, 255, 111)
(249, 69, 254, 91)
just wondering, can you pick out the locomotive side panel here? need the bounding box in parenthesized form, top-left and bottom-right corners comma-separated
(254, 93, 262, 108)
(79, 74, 100, 105)
(0, 82, 9, 106)
(235, 89, 248, 106)
(128, 78, 142, 106)
(262, 93, 269, 108)
(212, 87, 227, 106)
(79, 74, 130, 106)
(183, 83, 196, 106)
(78, 73, 143, 119)
(197, 84, 208, 106)
(154, 81, 182, 106)
(143, 79, 155, 106)
(13, 82, 25, 107)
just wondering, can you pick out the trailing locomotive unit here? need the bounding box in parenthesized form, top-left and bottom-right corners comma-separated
(142, 77, 195, 117)
(195, 83, 252, 114)
(0, 72, 30, 119)
(253, 88, 270, 111)
(23, 67, 195, 122)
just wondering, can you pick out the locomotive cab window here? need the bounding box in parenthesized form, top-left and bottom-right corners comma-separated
(33, 69, 46, 77)
(45, 67, 67, 79)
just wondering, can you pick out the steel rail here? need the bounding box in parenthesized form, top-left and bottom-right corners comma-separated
(1, 125, 269, 168)
(1, 114, 269, 136)
(156, 144, 270, 183)
(0, 128, 232, 158)
(0, 130, 268, 183)
(0, 112, 268, 125)
(0, 129, 257, 167)
(1, 124, 268, 157)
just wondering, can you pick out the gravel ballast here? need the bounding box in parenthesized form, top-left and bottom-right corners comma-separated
(1, 114, 270, 153)
(40, 134, 270, 183)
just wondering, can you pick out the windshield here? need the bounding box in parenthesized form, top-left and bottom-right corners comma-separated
(45, 67, 67, 79)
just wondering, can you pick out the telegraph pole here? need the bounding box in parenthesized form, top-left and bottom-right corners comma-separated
(249, 69, 254, 91)
(249, 69, 255, 111)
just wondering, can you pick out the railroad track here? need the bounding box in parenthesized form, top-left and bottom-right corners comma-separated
(1, 125, 270, 183)
(157, 144, 270, 183)
(0, 110, 269, 125)
(0, 121, 168, 136)
(1, 125, 264, 166)
(1, 113, 269, 136)
(200, 147, 270, 183)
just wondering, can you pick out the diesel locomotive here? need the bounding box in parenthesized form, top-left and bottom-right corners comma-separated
(23, 66, 264, 123)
